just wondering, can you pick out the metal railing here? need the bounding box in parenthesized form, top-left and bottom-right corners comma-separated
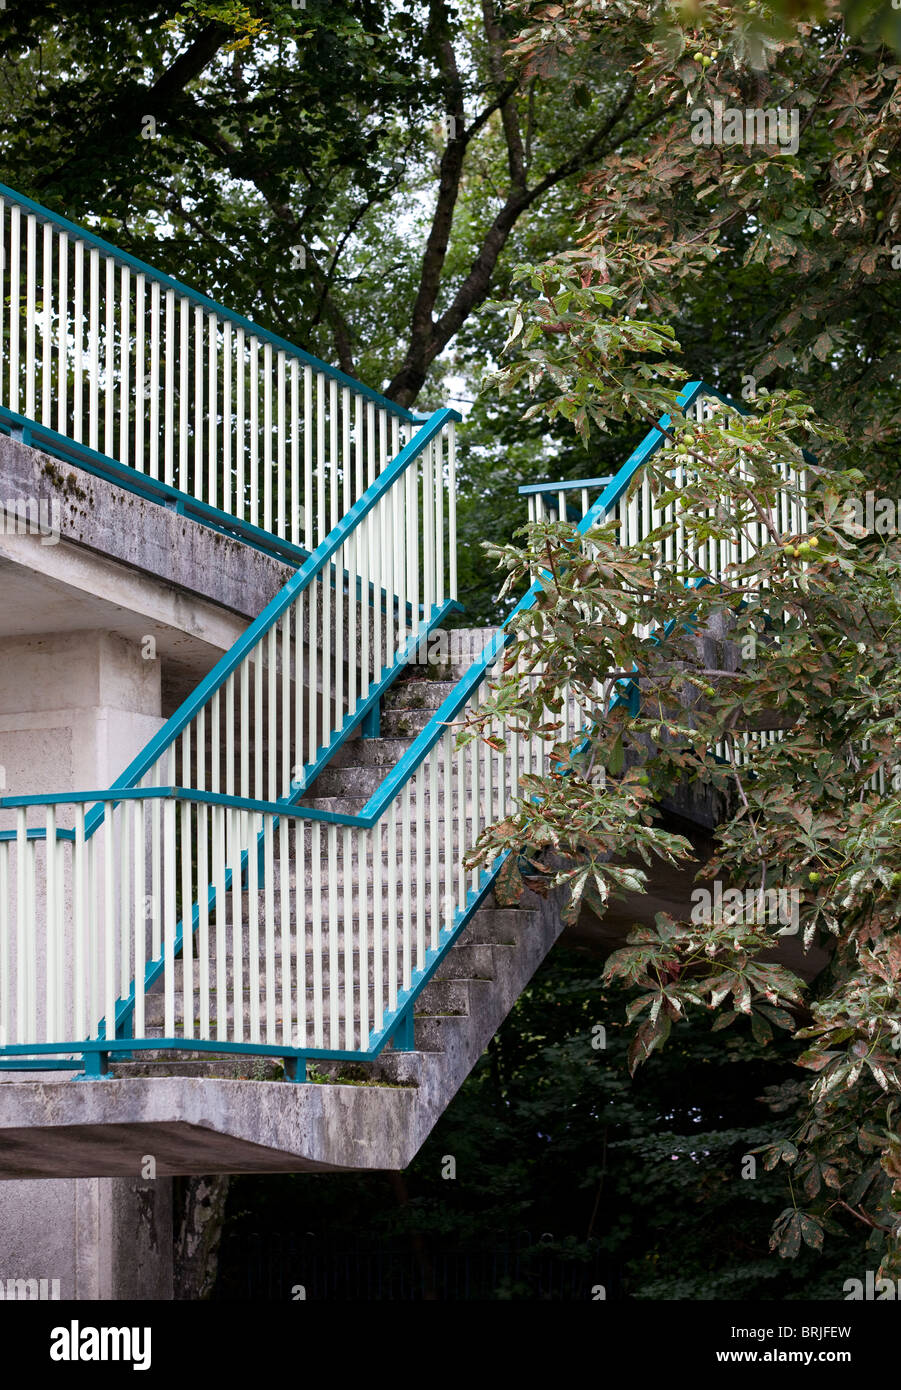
(0, 403, 460, 1067)
(0, 183, 423, 551)
(519, 476, 612, 525)
(0, 377, 819, 1076)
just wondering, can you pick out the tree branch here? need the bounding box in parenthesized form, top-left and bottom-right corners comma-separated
(386, 79, 655, 405)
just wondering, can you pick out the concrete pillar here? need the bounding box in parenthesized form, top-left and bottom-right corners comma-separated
(0, 629, 174, 1300)
(0, 1176, 173, 1300)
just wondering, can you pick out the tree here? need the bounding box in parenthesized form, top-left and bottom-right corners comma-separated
(506, 0, 901, 460)
(461, 248, 901, 1275)
(0, 0, 674, 405)
(215, 949, 862, 1299)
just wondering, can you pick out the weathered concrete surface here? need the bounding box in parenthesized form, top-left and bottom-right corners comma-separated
(0, 1176, 172, 1299)
(0, 432, 295, 622)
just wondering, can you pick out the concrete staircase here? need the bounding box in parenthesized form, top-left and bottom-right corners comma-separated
(0, 631, 568, 1178)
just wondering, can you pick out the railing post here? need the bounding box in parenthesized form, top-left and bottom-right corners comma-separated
(391, 1006, 415, 1051)
(77, 1050, 110, 1079)
(115, 1010, 133, 1061)
(361, 701, 380, 739)
(283, 1055, 306, 1082)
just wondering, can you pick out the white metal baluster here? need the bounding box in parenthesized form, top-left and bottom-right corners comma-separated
(211, 690, 221, 803)
(401, 781, 412, 990)
(150, 766, 162, 963)
(228, 805, 244, 1044)
(328, 824, 339, 1046)
(9, 207, 20, 415)
(223, 323, 233, 517)
(294, 594, 304, 791)
(290, 359, 300, 547)
(180, 797, 194, 1040)
(133, 801, 146, 1039)
(73, 805, 86, 1040)
(319, 383, 330, 754)
(279, 817, 291, 1046)
(281, 610, 291, 799)
(236, 327, 246, 519)
(395, 456, 407, 650)
(358, 826, 369, 1047)
(304, 366, 313, 551)
(250, 337, 260, 526)
(193, 304, 203, 500)
(415, 762, 425, 972)
(470, 714, 480, 894)
(41, 221, 52, 426)
(57, 232, 68, 436)
(312, 820, 323, 1046)
(423, 439, 435, 619)
(324, 380, 337, 741)
(149, 281, 160, 477)
(104, 255, 115, 455)
(330, 379, 339, 528)
(277, 350, 287, 539)
(247, 802, 260, 1046)
(407, 450, 420, 632)
(197, 797, 210, 1039)
(456, 733, 466, 910)
(113, 263, 131, 466)
(119, 801, 132, 1018)
(263, 343, 273, 534)
(366, 401, 377, 689)
(134, 272, 145, 471)
(448, 423, 457, 601)
(14, 811, 26, 1043)
(387, 801, 398, 1014)
(212, 804, 229, 1041)
(224, 674, 235, 803)
(308, 581, 318, 769)
(443, 728, 454, 926)
(27, 823, 38, 1041)
(267, 627, 277, 801)
(179, 298, 189, 493)
(373, 821, 383, 1035)
(335, 535, 344, 733)
(25, 213, 36, 420)
(253, 642, 264, 803)
(347, 395, 359, 713)
(435, 430, 445, 608)
(208, 312, 218, 510)
(343, 825, 353, 1049)
(45, 806, 58, 1041)
(264, 815, 275, 1043)
(295, 817, 307, 1047)
(104, 802, 116, 1047)
(163, 796, 177, 1036)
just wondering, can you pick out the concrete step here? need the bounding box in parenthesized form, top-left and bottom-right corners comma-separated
(311, 759, 506, 799)
(330, 737, 416, 768)
(162, 935, 504, 984)
(109, 1051, 424, 1086)
(298, 795, 488, 820)
(383, 680, 457, 711)
(380, 707, 434, 737)
(174, 908, 531, 966)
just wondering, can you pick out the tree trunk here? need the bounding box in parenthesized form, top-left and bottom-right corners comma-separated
(173, 1175, 231, 1300)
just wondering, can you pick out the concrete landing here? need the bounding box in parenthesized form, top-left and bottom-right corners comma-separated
(0, 886, 567, 1179)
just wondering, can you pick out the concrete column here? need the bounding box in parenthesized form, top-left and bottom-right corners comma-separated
(0, 629, 174, 1300)
(0, 1176, 173, 1300)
